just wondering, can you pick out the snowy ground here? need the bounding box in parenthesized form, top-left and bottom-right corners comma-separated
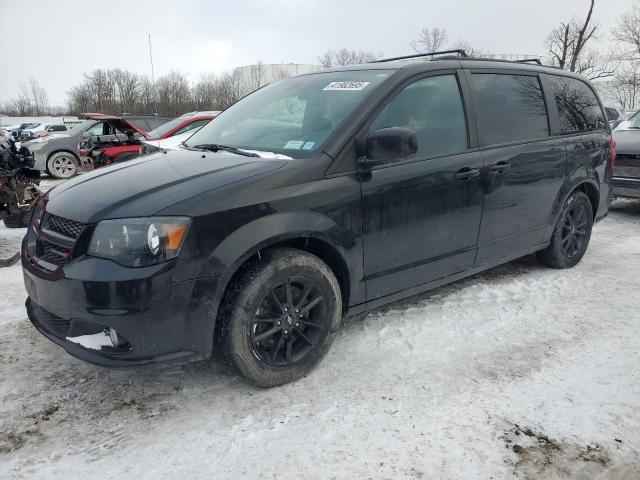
(0, 199, 639, 480)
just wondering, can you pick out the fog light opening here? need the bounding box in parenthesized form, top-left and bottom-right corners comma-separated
(108, 327, 126, 348)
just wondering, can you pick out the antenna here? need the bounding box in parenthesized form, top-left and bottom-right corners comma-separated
(148, 34, 159, 117)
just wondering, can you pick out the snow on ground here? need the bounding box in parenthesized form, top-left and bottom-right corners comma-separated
(0, 200, 639, 480)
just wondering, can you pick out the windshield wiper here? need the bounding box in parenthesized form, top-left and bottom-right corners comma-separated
(190, 143, 259, 157)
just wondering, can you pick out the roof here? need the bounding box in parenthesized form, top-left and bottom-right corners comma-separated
(299, 55, 587, 81)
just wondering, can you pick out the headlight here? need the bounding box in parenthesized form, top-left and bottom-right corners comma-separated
(87, 217, 191, 267)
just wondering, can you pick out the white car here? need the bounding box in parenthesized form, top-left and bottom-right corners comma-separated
(140, 129, 201, 154)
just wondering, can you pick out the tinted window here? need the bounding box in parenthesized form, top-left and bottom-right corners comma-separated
(370, 75, 468, 158)
(472, 74, 549, 146)
(551, 77, 605, 133)
(605, 108, 619, 121)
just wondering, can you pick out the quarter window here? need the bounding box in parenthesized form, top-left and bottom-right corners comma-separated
(604, 108, 619, 121)
(471, 73, 549, 146)
(551, 77, 605, 133)
(369, 75, 468, 159)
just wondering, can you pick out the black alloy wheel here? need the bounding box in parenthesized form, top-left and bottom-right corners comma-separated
(221, 248, 341, 387)
(251, 276, 327, 366)
(561, 203, 588, 258)
(537, 191, 593, 269)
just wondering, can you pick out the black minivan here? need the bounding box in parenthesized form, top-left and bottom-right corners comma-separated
(22, 54, 614, 386)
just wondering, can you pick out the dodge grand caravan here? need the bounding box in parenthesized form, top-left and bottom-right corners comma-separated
(22, 53, 614, 387)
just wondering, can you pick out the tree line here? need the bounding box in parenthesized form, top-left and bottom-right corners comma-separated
(3, 0, 640, 116)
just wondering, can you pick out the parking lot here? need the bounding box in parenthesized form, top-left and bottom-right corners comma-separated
(1, 198, 639, 479)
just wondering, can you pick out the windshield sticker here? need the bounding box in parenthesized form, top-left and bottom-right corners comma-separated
(302, 141, 315, 150)
(323, 81, 370, 91)
(284, 140, 305, 149)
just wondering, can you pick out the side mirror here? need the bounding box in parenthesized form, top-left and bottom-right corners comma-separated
(360, 127, 417, 167)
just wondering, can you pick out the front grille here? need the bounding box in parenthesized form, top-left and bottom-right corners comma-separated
(26, 210, 87, 271)
(38, 239, 69, 265)
(42, 213, 84, 239)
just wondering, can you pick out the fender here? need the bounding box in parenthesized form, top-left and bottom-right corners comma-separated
(205, 210, 363, 307)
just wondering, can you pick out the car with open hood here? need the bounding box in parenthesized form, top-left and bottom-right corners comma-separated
(25, 114, 173, 179)
(22, 52, 613, 387)
(78, 111, 218, 171)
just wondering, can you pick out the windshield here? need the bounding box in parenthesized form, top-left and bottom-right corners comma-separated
(185, 70, 392, 157)
(147, 117, 191, 140)
(628, 111, 640, 128)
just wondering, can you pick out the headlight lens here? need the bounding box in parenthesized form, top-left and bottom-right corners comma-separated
(88, 217, 191, 267)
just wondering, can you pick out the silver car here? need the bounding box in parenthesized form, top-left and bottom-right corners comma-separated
(25, 120, 101, 178)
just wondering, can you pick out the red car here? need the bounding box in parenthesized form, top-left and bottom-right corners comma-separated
(78, 111, 218, 171)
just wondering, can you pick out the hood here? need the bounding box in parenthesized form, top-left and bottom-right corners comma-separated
(45, 148, 287, 223)
(81, 113, 148, 139)
(613, 130, 640, 154)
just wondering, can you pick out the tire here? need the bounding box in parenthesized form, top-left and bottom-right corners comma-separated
(537, 191, 593, 269)
(47, 152, 77, 179)
(220, 248, 342, 387)
(3, 209, 31, 228)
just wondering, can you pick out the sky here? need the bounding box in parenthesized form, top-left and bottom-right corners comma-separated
(0, 0, 636, 106)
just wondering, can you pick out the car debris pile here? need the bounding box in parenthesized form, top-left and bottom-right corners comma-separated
(0, 137, 41, 266)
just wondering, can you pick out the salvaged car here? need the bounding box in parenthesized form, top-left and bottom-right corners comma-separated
(22, 52, 613, 387)
(26, 114, 173, 179)
(0, 137, 40, 231)
(612, 129, 640, 198)
(79, 111, 218, 169)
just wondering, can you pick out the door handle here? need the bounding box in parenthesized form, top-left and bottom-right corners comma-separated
(489, 162, 511, 174)
(455, 168, 480, 181)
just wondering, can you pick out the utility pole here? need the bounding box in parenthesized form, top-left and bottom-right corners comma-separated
(148, 34, 159, 116)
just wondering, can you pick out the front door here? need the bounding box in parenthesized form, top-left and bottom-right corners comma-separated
(360, 73, 484, 301)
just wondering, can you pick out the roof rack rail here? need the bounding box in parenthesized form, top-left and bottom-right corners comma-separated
(515, 58, 543, 65)
(371, 49, 468, 63)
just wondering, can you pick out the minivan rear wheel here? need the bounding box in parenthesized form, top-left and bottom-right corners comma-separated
(220, 248, 342, 387)
(537, 191, 593, 269)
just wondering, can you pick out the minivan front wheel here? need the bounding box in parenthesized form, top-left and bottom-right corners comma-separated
(221, 248, 342, 387)
(537, 191, 593, 269)
(47, 152, 77, 179)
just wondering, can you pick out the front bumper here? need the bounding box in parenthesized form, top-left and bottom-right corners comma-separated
(23, 250, 220, 367)
(613, 176, 640, 199)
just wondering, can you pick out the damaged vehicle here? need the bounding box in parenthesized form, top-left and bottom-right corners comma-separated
(22, 53, 613, 387)
(1, 137, 41, 265)
(78, 111, 218, 170)
(26, 115, 173, 179)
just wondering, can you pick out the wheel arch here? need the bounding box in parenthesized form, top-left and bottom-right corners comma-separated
(214, 233, 352, 331)
(545, 178, 600, 242)
(47, 149, 80, 162)
(203, 210, 359, 340)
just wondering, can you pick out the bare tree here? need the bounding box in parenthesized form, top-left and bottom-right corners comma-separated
(602, 62, 640, 108)
(248, 60, 266, 91)
(27, 77, 48, 115)
(319, 48, 379, 68)
(411, 27, 449, 53)
(613, 5, 640, 60)
(545, 0, 613, 78)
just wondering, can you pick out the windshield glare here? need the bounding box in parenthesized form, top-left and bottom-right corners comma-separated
(185, 70, 392, 156)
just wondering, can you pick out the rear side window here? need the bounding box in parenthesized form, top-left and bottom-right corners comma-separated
(471, 73, 549, 146)
(550, 77, 605, 133)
